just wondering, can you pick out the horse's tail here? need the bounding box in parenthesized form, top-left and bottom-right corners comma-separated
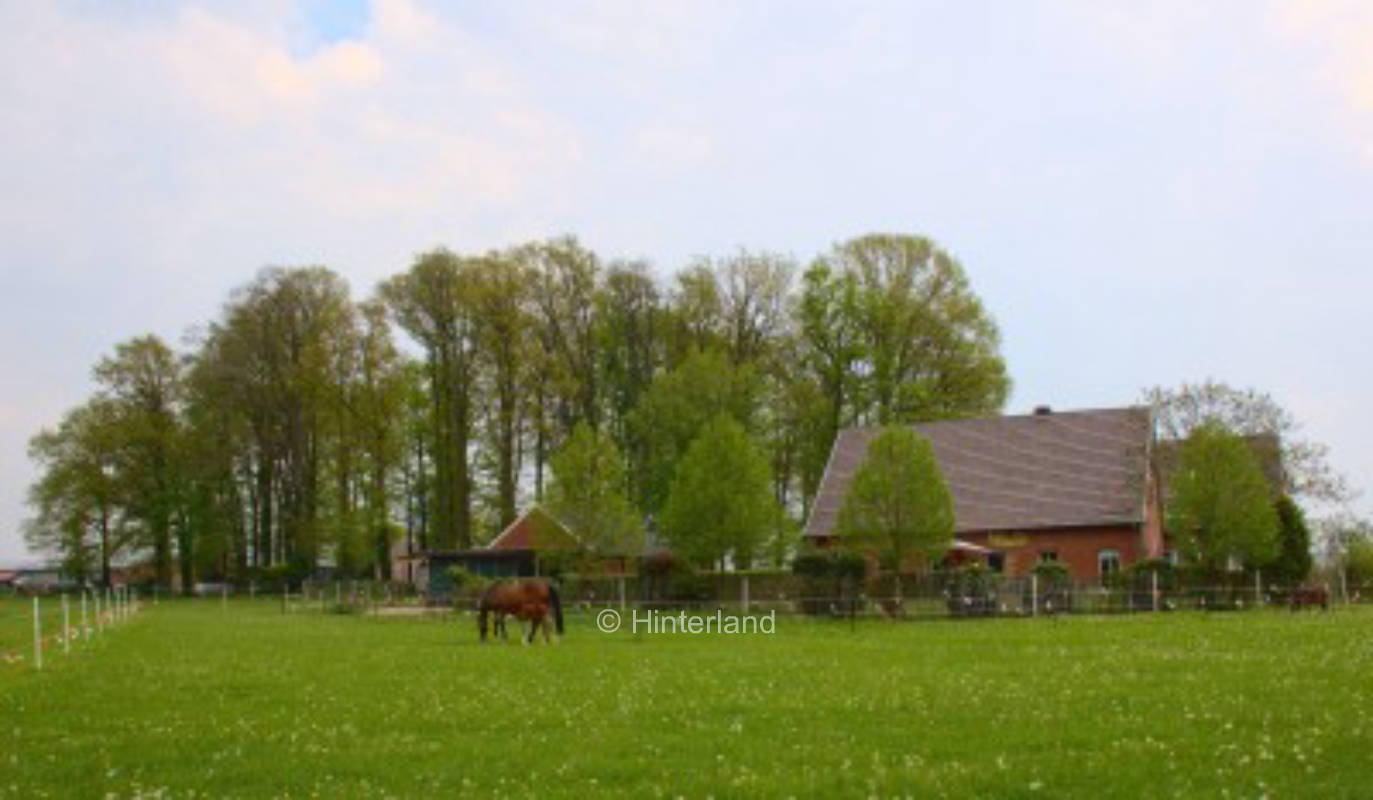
(548, 582, 564, 635)
(477, 583, 493, 643)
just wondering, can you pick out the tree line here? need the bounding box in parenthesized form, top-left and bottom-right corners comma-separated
(26, 233, 1012, 588)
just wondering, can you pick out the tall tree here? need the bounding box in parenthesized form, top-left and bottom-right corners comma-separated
(1143, 380, 1350, 503)
(380, 251, 479, 549)
(827, 233, 1010, 424)
(715, 250, 795, 366)
(628, 349, 762, 513)
(660, 414, 777, 568)
(470, 254, 532, 532)
(836, 426, 955, 604)
(523, 237, 603, 435)
(1266, 495, 1313, 586)
(351, 300, 405, 577)
(92, 335, 183, 588)
(1166, 421, 1280, 574)
(597, 261, 664, 471)
(25, 400, 124, 585)
(544, 423, 642, 557)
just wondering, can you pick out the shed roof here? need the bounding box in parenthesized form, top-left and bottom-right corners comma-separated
(486, 506, 578, 551)
(804, 406, 1153, 538)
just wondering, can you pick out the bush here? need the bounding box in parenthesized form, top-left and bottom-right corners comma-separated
(446, 566, 491, 607)
(943, 564, 997, 617)
(666, 573, 715, 604)
(790, 549, 866, 615)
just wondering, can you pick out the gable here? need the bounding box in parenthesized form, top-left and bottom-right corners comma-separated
(487, 506, 578, 551)
(805, 406, 1153, 537)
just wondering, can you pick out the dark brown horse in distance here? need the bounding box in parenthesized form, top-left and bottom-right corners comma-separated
(478, 579, 564, 643)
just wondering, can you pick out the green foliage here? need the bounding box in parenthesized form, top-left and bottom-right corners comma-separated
(1144, 380, 1350, 503)
(25, 233, 1012, 599)
(790, 548, 868, 582)
(836, 426, 954, 578)
(446, 565, 487, 592)
(1344, 536, 1373, 588)
(1266, 496, 1313, 586)
(629, 349, 762, 512)
(660, 415, 778, 568)
(1031, 561, 1072, 588)
(1166, 421, 1280, 571)
(545, 423, 643, 556)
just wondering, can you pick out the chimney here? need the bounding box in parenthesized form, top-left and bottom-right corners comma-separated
(1033, 405, 1052, 416)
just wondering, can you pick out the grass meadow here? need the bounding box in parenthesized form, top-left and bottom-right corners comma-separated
(1, 598, 1371, 798)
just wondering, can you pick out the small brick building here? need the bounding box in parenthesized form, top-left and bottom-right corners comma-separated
(803, 406, 1165, 582)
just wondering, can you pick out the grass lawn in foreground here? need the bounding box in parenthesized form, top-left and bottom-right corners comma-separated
(1, 599, 1371, 798)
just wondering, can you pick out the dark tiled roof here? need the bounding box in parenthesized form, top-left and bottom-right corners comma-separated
(804, 407, 1153, 537)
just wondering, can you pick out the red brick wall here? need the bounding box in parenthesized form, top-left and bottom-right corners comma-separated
(958, 525, 1146, 580)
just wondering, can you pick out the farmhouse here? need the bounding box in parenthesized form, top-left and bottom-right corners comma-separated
(804, 406, 1165, 581)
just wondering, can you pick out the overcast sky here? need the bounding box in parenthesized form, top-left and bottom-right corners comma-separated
(2, 0, 1371, 562)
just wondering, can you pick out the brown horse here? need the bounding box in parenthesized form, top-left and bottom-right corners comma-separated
(1289, 586, 1329, 611)
(478, 579, 564, 643)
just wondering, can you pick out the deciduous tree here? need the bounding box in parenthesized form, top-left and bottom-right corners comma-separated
(835, 426, 954, 603)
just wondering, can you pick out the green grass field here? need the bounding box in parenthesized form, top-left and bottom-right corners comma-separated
(2, 599, 1371, 798)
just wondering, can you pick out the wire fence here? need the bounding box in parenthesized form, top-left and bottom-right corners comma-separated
(11, 573, 1366, 633)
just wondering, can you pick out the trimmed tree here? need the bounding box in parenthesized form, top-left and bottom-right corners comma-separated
(836, 426, 955, 605)
(1166, 421, 1279, 576)
(661, 414, 776, 568)
(545, 423, 643, 559)
(1266, 496, 1313, 586)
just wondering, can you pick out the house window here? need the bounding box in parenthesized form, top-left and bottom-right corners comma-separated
(1038, 550, 1058, 564)
(1098, 549, 1121, 581)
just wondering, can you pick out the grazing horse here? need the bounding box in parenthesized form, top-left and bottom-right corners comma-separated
(1289, 586, 1329, 611)
(478, 579, 564, 644)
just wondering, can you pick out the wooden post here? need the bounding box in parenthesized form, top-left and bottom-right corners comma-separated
(33, 597, 42, 670)
(250, 581, 255, 602)
(81, 592, 89, 642)
(618, 576, 626, 611)
(62, 595, 70, 655)
(1341, 569, 1349, 605)
(1255, 570, 1262, 607)
(221, 583, 228, 612)
(1031, 573, 1039, 618)
(1152, 570, 1159, 613)
(741, 574, 750, 614)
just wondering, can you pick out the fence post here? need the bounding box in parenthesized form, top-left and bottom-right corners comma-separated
(81, 592, 89, 642)
(1152, 570, 1159, 612)
(1031, 573, 1038, 617)
(741, 574, 750, 614)
(618, 576, 626, 611)
(1255, 570, 1262, 607)
(62, 595, 70, 655)
(1340, 568, 1349, 605)
(221, 583, 228, 613)
(33, 597, 43, 670)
